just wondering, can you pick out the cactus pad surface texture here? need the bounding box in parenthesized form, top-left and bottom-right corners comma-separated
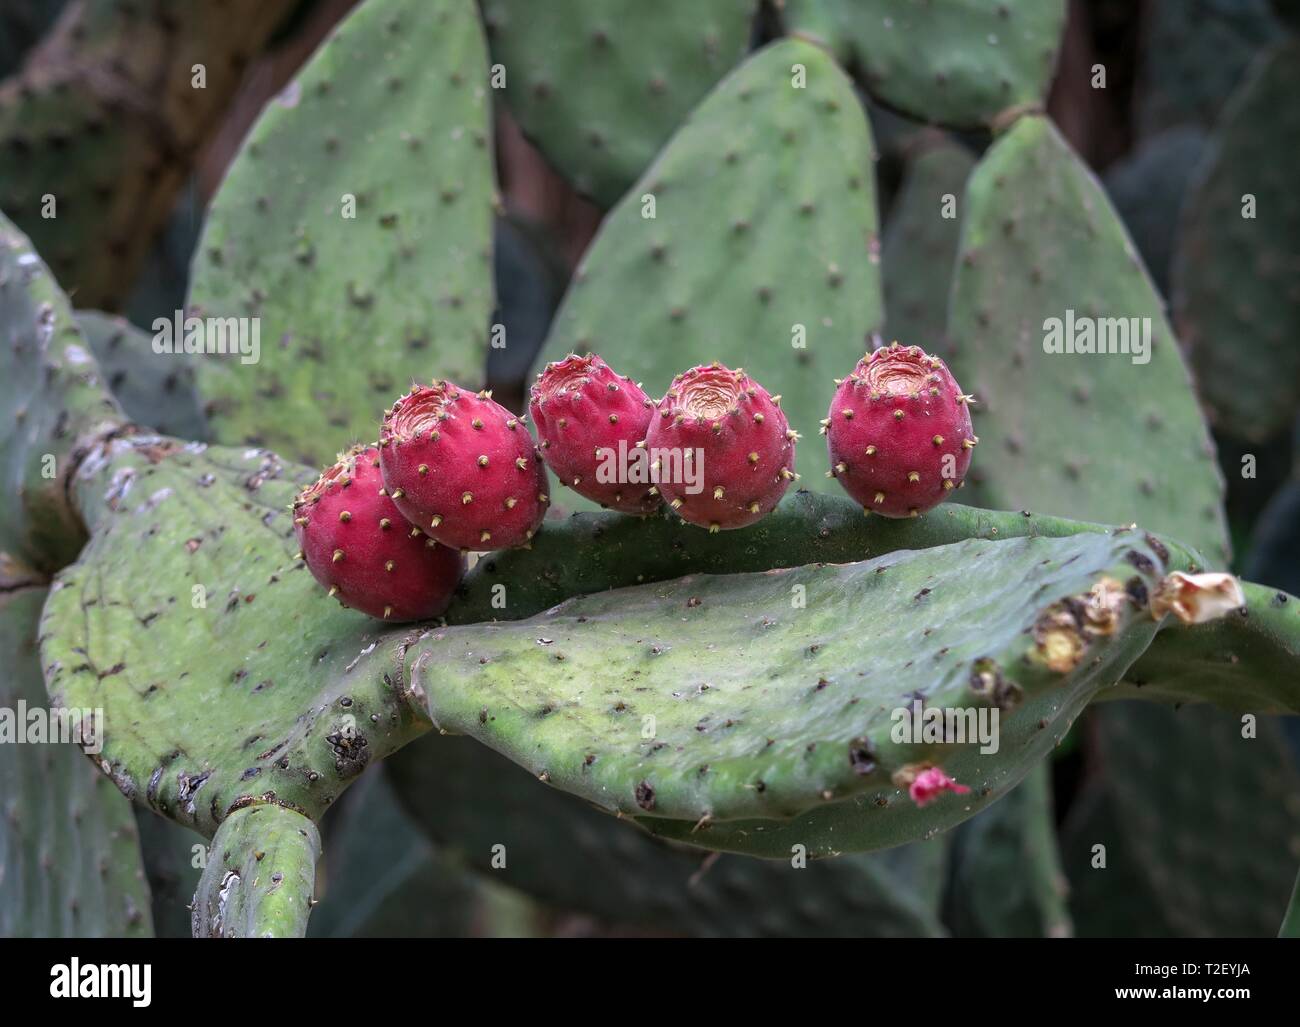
(188, 0, 496, 466)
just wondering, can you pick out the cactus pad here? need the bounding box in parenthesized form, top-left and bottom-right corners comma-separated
(0, 0, 298, 309)
(946, 114, 1230, 565)
(533, 38, 883, 493)
(39, 436, 427, 837)
(1066, 702, 1300, 937)
(882, 135, 976, 355)
(448, 491, 1196, 625)
(0, 587, 153, 937)
(408, 530, 1171, 844)
(1119, 581, 1300, 713)
(0, 213, 122, 573)
(191, 803, 320, 938)
(76, 311, 206, 440)
(1171, 39, 1300, 443)
(481, 0, 757, 207)
(188, 0, 495, 466)
(942, 765, 1071, 936)
(782, 0, 1066, 130)
(1135, 0, 1281, 137)
(388, 733, 948, 936)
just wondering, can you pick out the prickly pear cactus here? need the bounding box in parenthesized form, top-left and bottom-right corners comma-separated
(946, 115, 1230, 565)
(450, 492, 1175, 624)
(39, 436, 425, 838)
(882, 135, 975, 353)
(0, 213, 122, 573)
(533, 38, 883, 493)
(0, 0, 299, 308)
(11, 0, 1300, 943)
(1064, 702, 1300, 937)
(76, 311, 206, 440)
(387, 734, 949, 937)
(1103, 127, 1207, 296)
(481, 0, 758, 207)
(1135, 0, 1282, 138)
(1171, 39, 1300, 443)
(411, 530, 1174, 843)
(189, 0, 496, 465)
(0, 587, 153, 937)
(191, 803, 320, 938)
(781, 0, 1066, 129)
(942, 766, 1071, 937)
(1118, 581, 1300, 713)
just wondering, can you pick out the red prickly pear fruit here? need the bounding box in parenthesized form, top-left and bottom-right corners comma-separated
(529, 353, 661, 515)
(379, 381, 549, 551)
(644, 362, 798, 532)
(823, 342, 977, 518)
(293, 445, 465, 622)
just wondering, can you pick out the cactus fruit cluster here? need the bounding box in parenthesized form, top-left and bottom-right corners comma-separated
(6, 0, 1300, 945)
(295, 346, 974, 619)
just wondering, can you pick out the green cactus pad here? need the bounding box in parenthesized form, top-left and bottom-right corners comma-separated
(387, 733, 947, 936)
(0, 587, 153, 937)
(449, 491, 1203, 625)
(76, 311, 206, 441)
(481, 0, 757, 208)
(882, 135, 976, 356)
(636, 618, 1155, 859)
(946, 114, 1230, 565)
(1171, 40, 1300, 443)
(0, 0, 298, 309)
(1066, 702, 1300, 937)
(188, 0, 495, 466)
(533, 38, 883, 494)
(1117, 581, 1300, 714)
(942, 765, 1071, 936)
(191, 803, 320, 937)
(1103, 127, 1207, 296)
(40, 436, 428, 837)
(1060, 767, 1177, 936)
(781, 0, 1066, 130)
(1136, 0, 1281, 137)
(409, 530, 1170, 840)
(0, 213, 123, 574)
